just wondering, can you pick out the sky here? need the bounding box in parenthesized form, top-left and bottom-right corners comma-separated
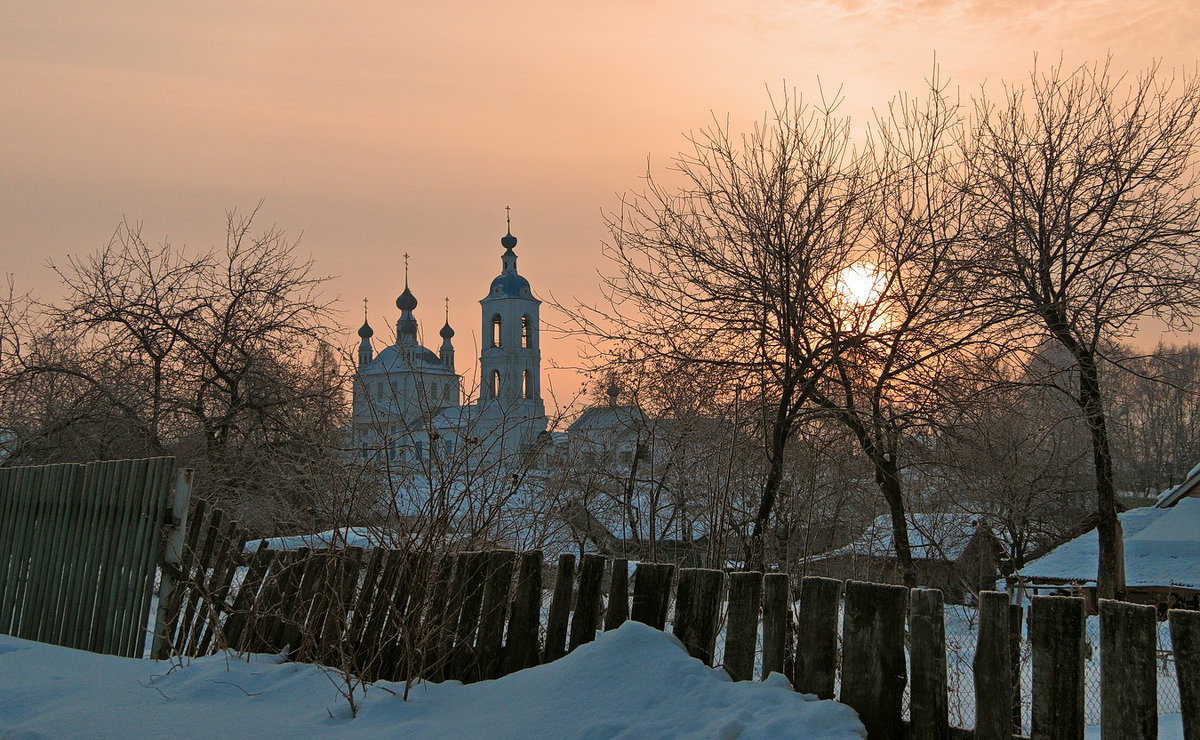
(4, 0, 1199, 406)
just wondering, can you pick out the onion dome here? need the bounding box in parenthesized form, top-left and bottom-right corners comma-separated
(396, 286, 418, 312)
(357, 320, 374, 339)
(440, 321, 455, 340)
(501, 231, 518, 250)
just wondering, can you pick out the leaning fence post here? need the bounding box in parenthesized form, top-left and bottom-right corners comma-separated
(1169, 608, 1200, 740)
(543, 553, 575, 663)
(504, 550, 543, 675)
(151, 467, 191, 660)
(761, 572, 790, 679)
(840, 580, 907, 740)
(672, 568, 724, 666)
(795, 576, 841, 699)
(909, 587, 949, 740)
(1030, 595, 1085, 740)
(723, 571, 762, 681)
(1099, 599, 1157, 740)
(975, 591, 1013, 740)
(569, 554, 606, 652)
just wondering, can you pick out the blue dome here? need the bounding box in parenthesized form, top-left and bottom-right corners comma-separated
(501, 231, 518, 249)
(440, 321, 455, 339)
(488, 272, 532, 298)
(396, 286, 417, 311)
(357, 320, 374, 339)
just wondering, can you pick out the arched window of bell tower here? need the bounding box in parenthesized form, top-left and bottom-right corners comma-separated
(491, 369, 502, 398)
(521, 315, 531, 348)
(523, 370, 533, 399)
(490, 315, 502, 347)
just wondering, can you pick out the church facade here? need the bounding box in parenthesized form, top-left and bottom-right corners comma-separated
(352, 228, 548, 466)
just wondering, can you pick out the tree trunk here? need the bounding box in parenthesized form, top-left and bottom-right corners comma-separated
(748, 391, 794, 572)
(1077, 352, 1126, 600)
(877, 453, 917, 588)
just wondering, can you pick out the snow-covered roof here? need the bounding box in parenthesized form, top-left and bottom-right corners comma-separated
(246, 526, 402, 552)
(809, 512, 990, 563)
(1156, 460, 1200, 507)
(568, 405, 647, 434)
(1016, 497, 1200, 589)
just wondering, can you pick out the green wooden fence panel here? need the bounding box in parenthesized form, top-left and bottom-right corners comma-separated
(0, 458, 182, 657)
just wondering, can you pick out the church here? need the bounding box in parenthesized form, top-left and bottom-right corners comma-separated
(351, 225, 548, 466)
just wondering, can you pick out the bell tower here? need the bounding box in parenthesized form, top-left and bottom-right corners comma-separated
(479, 212, 544, 425)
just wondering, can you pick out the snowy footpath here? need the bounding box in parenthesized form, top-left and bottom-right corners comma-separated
(0, 621, 865, 739)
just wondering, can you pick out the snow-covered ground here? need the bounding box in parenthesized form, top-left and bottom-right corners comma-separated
(0, 621, 865, 739)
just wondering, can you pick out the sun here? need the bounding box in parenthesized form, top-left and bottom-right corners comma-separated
(837, 263, 885, 307)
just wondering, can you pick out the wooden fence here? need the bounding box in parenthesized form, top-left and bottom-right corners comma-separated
(0, 457, 188, 657)
(163, 512, 1200, 740)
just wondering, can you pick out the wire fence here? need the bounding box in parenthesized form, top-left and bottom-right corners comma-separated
(937, 605, 1183, 733)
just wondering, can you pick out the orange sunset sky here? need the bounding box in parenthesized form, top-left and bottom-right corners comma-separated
(4, 1, 1199, 408)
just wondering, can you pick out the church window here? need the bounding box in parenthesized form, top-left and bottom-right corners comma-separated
(491, 369, 502, 398)
(491, 315, 502, 347)
(523, 370, 533, 399)
(521, 315, 531, 348)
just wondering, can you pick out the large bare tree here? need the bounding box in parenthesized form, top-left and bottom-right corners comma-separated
(966, 61, 1200, 598)
(0, 208, 344, 532)
(810, 74, 985, 586)
(566, 92, 870, 569)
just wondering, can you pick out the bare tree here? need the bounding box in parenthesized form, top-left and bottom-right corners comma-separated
(965, 60, 1200, 598)
(0, 208, 344, 532)
(937, 351, 1093, 571)
(810, 72, 984, 586)
(1107, 342, 1200, 495)
(565, 91, 870, 569)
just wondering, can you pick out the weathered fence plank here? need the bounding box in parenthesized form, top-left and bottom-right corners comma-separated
(1100, 599, 1157, 740)
(346, 548, 387, 652)
(761, 572, 789, 680)
(543, 553, 576, 663)
(451, 551, 489, 681)
(631, 562, 674, 631)
(975, 591, 1013, 740)
(795, 576, 841, 698)
(910, 587, 949, 740)
(1030, 595, 1085, 740)
(222, 543, 271, 651)
(424, 553, 460, 680)
(1009, 603, 1023, 735)
(477, 550, 516, 680)
(723, 571, 761, 682)
(570, 553, 606, 652)
(1169, 608, 1200, 740)
(357, 550, 408, 679)
(176, 505, 225, 654)
(505, 550, 543, 675)
(188, 514, 242, 655)
(840, 580, 908, 740)
(605, 558, 629, 630)
(672, 568, 724, 666)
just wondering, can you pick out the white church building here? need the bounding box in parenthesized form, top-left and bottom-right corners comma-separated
(351, 227, 548, 466)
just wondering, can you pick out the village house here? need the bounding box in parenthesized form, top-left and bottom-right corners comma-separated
(1012, 464, 1200, 614)
(804, 512, 1006, 604)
